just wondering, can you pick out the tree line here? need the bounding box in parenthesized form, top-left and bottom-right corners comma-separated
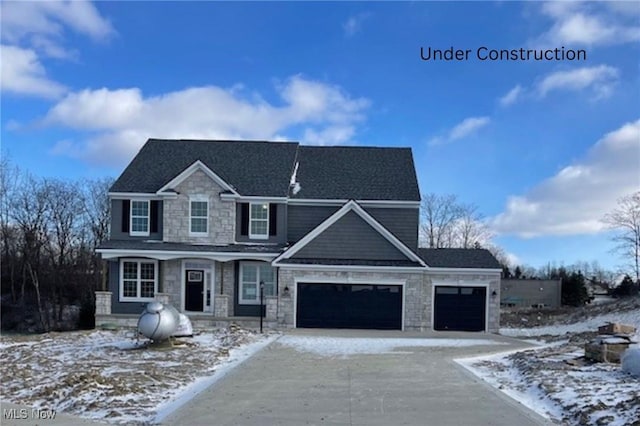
(1, 157, 112, 332)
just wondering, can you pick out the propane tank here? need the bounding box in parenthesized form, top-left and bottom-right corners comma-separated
(137, 302, 180, 341)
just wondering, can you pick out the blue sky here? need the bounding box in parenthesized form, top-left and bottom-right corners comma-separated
(2, 1, 639, 272)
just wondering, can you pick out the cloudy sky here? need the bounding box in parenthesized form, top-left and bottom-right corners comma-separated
(2, 1, 639, 271)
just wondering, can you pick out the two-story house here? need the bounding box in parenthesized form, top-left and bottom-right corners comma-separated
(96, 139, 502, 332)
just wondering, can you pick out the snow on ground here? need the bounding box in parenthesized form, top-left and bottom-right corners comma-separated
(0, 328, 276, 425)
(461, 302, 640, 426)
(278, 335, 506, 357)
(500, 308, 640, 338)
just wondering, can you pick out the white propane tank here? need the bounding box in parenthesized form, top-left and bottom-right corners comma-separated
(137, 302, 180, 341)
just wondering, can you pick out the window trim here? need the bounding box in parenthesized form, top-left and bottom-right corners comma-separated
(119, 258, 158, 302)
(248, 203, 269, 240)
(189, 195, 209, 236)
(238, 261, 275, 305)
(130, 200, 150, 237)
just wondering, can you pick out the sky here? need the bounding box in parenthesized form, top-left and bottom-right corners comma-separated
(1, 1, 639, 273)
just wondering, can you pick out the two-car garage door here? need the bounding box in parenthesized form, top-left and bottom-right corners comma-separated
(296, 283, 403, 330)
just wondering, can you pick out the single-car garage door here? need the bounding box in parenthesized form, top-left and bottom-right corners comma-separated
(297, 283, 402, 330)
(434, 286, 486, 331)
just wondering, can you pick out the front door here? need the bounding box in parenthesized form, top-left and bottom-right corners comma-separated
(185, 270, 204, 311)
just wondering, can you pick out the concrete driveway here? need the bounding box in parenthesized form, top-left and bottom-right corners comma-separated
(162, 330, 553, 426)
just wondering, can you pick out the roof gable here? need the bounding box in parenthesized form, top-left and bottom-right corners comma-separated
(157, 160, 239, 195)
(110, 139, 299, 196)
(274, 200, 425, 266)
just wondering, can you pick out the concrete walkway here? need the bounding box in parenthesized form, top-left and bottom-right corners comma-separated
(162, 330, 555, 426)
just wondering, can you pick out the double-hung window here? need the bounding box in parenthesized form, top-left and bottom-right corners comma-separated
(190, 196, 208, 236)
(120, 259, 158, 301)
(249, 203, 269, 239)
(130, 200, 149, 236)
(239, 262, 275, 304)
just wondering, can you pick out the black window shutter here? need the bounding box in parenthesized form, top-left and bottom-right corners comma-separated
(150, 201, 159, 233)
(269, 204, 277, 236)
(122, 200, 130, 233)
(240, 203, 249, 236)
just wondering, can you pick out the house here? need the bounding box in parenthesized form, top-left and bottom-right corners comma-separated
(96, 139, 502, 332)
(500, 279, 562, 309)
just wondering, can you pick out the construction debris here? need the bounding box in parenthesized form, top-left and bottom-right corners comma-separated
(585, 322, 637, 363)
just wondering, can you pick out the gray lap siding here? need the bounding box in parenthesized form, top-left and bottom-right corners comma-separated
(291, 211, 410, 261)
(110, 199, 163, 241)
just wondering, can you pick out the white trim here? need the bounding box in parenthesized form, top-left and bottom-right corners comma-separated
(119, 258, 158, 302)
(275, 263, 424, 273)
(97, 248, 279, 262)
(220, 193, 288, 202)
(292, 276, 406, 330)
(272, 200, 425, 267)
(238, 261, 276, 305)
(156, 160, 240, 196)
(181, 259, 215, 313)
(130, 200, 150, 237)
(189, 195, 209, 236)
(109, 192, 166, 199)
(430, 281, 490, 333)
(287, 198, 420, 208)
(249, 202, 269, 240)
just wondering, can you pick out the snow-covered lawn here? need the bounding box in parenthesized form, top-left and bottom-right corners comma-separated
(460, 305, 640, 426)
(0, 328, 275, 425)
(279, 335, 506, 357)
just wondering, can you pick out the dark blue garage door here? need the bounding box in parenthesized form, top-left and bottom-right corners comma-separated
(296, 283, 402, 330)
(434, 286, 486, 331)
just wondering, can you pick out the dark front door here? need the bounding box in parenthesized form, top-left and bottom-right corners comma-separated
(296, 283, 402, 330)
(185, 270, 204, 312)
(434, 286, 486, 331)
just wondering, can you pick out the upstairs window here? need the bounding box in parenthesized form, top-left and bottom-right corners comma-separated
(130, 200, 149, 236)
(190, 197, 209, 235)
(249, 203, 269, 239)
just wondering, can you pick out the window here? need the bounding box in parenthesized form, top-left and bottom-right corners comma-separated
(190, 198, 208, 235)
(249, 203, 269, 239)
(119, 259, 158, 301)
(130, 200, 149, 236)
(239, 262, 275, 304)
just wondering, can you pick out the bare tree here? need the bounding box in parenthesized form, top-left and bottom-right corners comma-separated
(451, 204, 493, 249)
(420, 193, 463, 248)
(603, 191, 640, 282)
(81, 177, 113, 291)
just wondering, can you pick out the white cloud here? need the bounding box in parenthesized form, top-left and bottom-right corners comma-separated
(429, 116, 491, 146)
(1, 1, 113, 99)
(343, 13, 370, 37)
(499, 85, 523, 107)
(537, 2, 640, 46)
(536, 65, 619, 99)
(490, 119, 640, 238)
(0, 45, 67, 98)
(1, 0, 114, 45)
(44, 76, 370, 166)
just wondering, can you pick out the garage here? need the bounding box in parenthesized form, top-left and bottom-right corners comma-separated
(433, 286, 486, 331)
(296, 283, 403, 330)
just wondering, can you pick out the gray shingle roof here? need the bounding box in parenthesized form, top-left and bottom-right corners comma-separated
(418, 248, 502, 269)
(111, 139, 421, 201)
(292, 146, 420, 201)
(110, 139, 299, 196)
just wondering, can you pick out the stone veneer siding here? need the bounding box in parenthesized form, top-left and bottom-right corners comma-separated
(162, 169, 235, 244)
(276, 269, 428, 331)
(276, 268, 501, 332)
